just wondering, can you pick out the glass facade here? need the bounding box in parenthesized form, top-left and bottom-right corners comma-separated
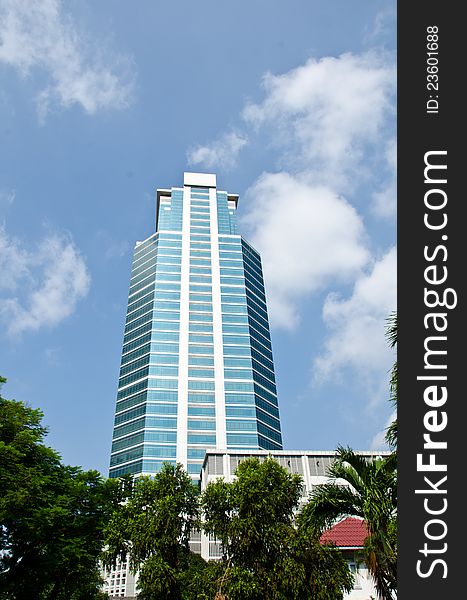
(109, 173, 282, 481)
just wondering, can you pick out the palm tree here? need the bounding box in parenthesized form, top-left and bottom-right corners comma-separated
(298, 447, 397, 600)
(385, 311, 397, 450)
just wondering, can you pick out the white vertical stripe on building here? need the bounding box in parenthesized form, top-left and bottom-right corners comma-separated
(176, 186, 191, 468)
(302, 454, 311, 494)
(210, 186, 227, 450)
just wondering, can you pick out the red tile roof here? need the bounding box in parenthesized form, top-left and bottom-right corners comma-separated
(320, 517, 369, 548)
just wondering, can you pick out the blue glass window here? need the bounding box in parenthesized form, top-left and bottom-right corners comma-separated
(189, 334, 214, 344)
(225, 381, 254, 392)
(145, 417, 177, 429)
(150, 343, 179, 353)
(220, 269, 244, 277)
(156, 264, 181, 274)
(122, 332, 152, 356)
(189, 323, 213, 333)
(187, 448, 207, 459)
(152, 331, 179, 342)
(189, 356, 214, 366)
(112, 432, 144, 453)
(224, 357, 252, 368)
(151, 321, 179, 331)
(220, 277, 245, 286)
(227, 434, 258, 445)
(226, 420, 256, 431)
(143, 445, 177, 458)
(221, 295, 247, 304)
(189, 345, 214, 355)
(226, 407, 256, 417)
(219, 259, 243, 268)
(188, 420, 216, 430)
(154, 283, 181, 291)
(147, 390, 178, 402)
(224, 369, 253, 380)
(190, 267, 212, 276)
(158, 246, 182, 255)
(188, 393, 215, 403)
(189, 313, 213, 323)
(188, 380, 215, 391)
(153, 301, 180, 312)
(147, 378, 178, 390)
(110, 461, 143, 478)
(188, 367, 214, 378)
(188, 434, 216, 444)
(190, 293, 212, 301)
(190, 275, 212, 284)
(144, 431, 177, 443)
(223, 335, 250, 346)
(190, 260, 211, 268)
(189, 303, 212, 312)
(222, 315, 249, 325)
(223, 346, 251, 357)
(188, 406, 216, 417)
(155, 273, 181, 283)
(147, 403, 178, 415)
(225, 393, 255, 405)
(141, 459, 176, 471)
(222, 324, 250, 335)
(187, 462, 203, 474)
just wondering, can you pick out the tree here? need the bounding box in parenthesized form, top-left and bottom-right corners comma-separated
(385, 311, 397, 450)
(201, 456, 353, 600)
(299, 447, 397, 600)
(102, 462, 200, 600)
(0, 376, 120, 600)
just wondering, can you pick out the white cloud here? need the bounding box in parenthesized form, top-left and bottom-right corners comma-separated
(0, 0, 134, 120)
(95, 229, 130, 261)
(243, 51, 395, 190)
(241, 172, 369, 329)
(370, 410, 395, 450)
(186, 48, 396, 421)
(188, 50, 395, 216)
(364, 6, 397, 45)
(0, 188, 15, 209)
(0, 223, 29, 291)
(0, 226, 90, 336)
(372, 137, 396, 218)
(187, 130, 248, 171)
(313, 246, 396, 383)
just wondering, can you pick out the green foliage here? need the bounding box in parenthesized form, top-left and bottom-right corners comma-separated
(299, 447, 397, 600)
(178, 552, 217, 600)
(0, 377, 120, 600)
(385, 311, 397, 449)
(202, 457, 353, 600)
(103, 463, 200, 600)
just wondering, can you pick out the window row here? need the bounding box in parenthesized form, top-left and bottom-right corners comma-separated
(120, 353, 179, 378)
(114, 403, 178, 426)
(115, 390, 178, 413)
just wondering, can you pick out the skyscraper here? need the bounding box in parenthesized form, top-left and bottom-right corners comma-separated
(109, 172, 282, 483)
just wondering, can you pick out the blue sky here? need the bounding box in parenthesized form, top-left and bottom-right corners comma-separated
(0, 0, 396, 475)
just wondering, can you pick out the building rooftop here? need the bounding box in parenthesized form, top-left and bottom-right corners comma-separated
(183, 171, 216, 187)
(201, 448, 389, 471)
(320, 517, 369, 549)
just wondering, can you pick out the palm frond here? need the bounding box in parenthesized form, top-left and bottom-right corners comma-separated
(385, 311, 397, 349)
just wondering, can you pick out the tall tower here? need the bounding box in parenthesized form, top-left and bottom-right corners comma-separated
(109, 172, 282, 483)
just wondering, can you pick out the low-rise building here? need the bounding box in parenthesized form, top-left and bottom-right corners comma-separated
(321, 517, 376, 599)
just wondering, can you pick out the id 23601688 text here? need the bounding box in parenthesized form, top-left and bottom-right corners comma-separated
(426, 26, 439, 114)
